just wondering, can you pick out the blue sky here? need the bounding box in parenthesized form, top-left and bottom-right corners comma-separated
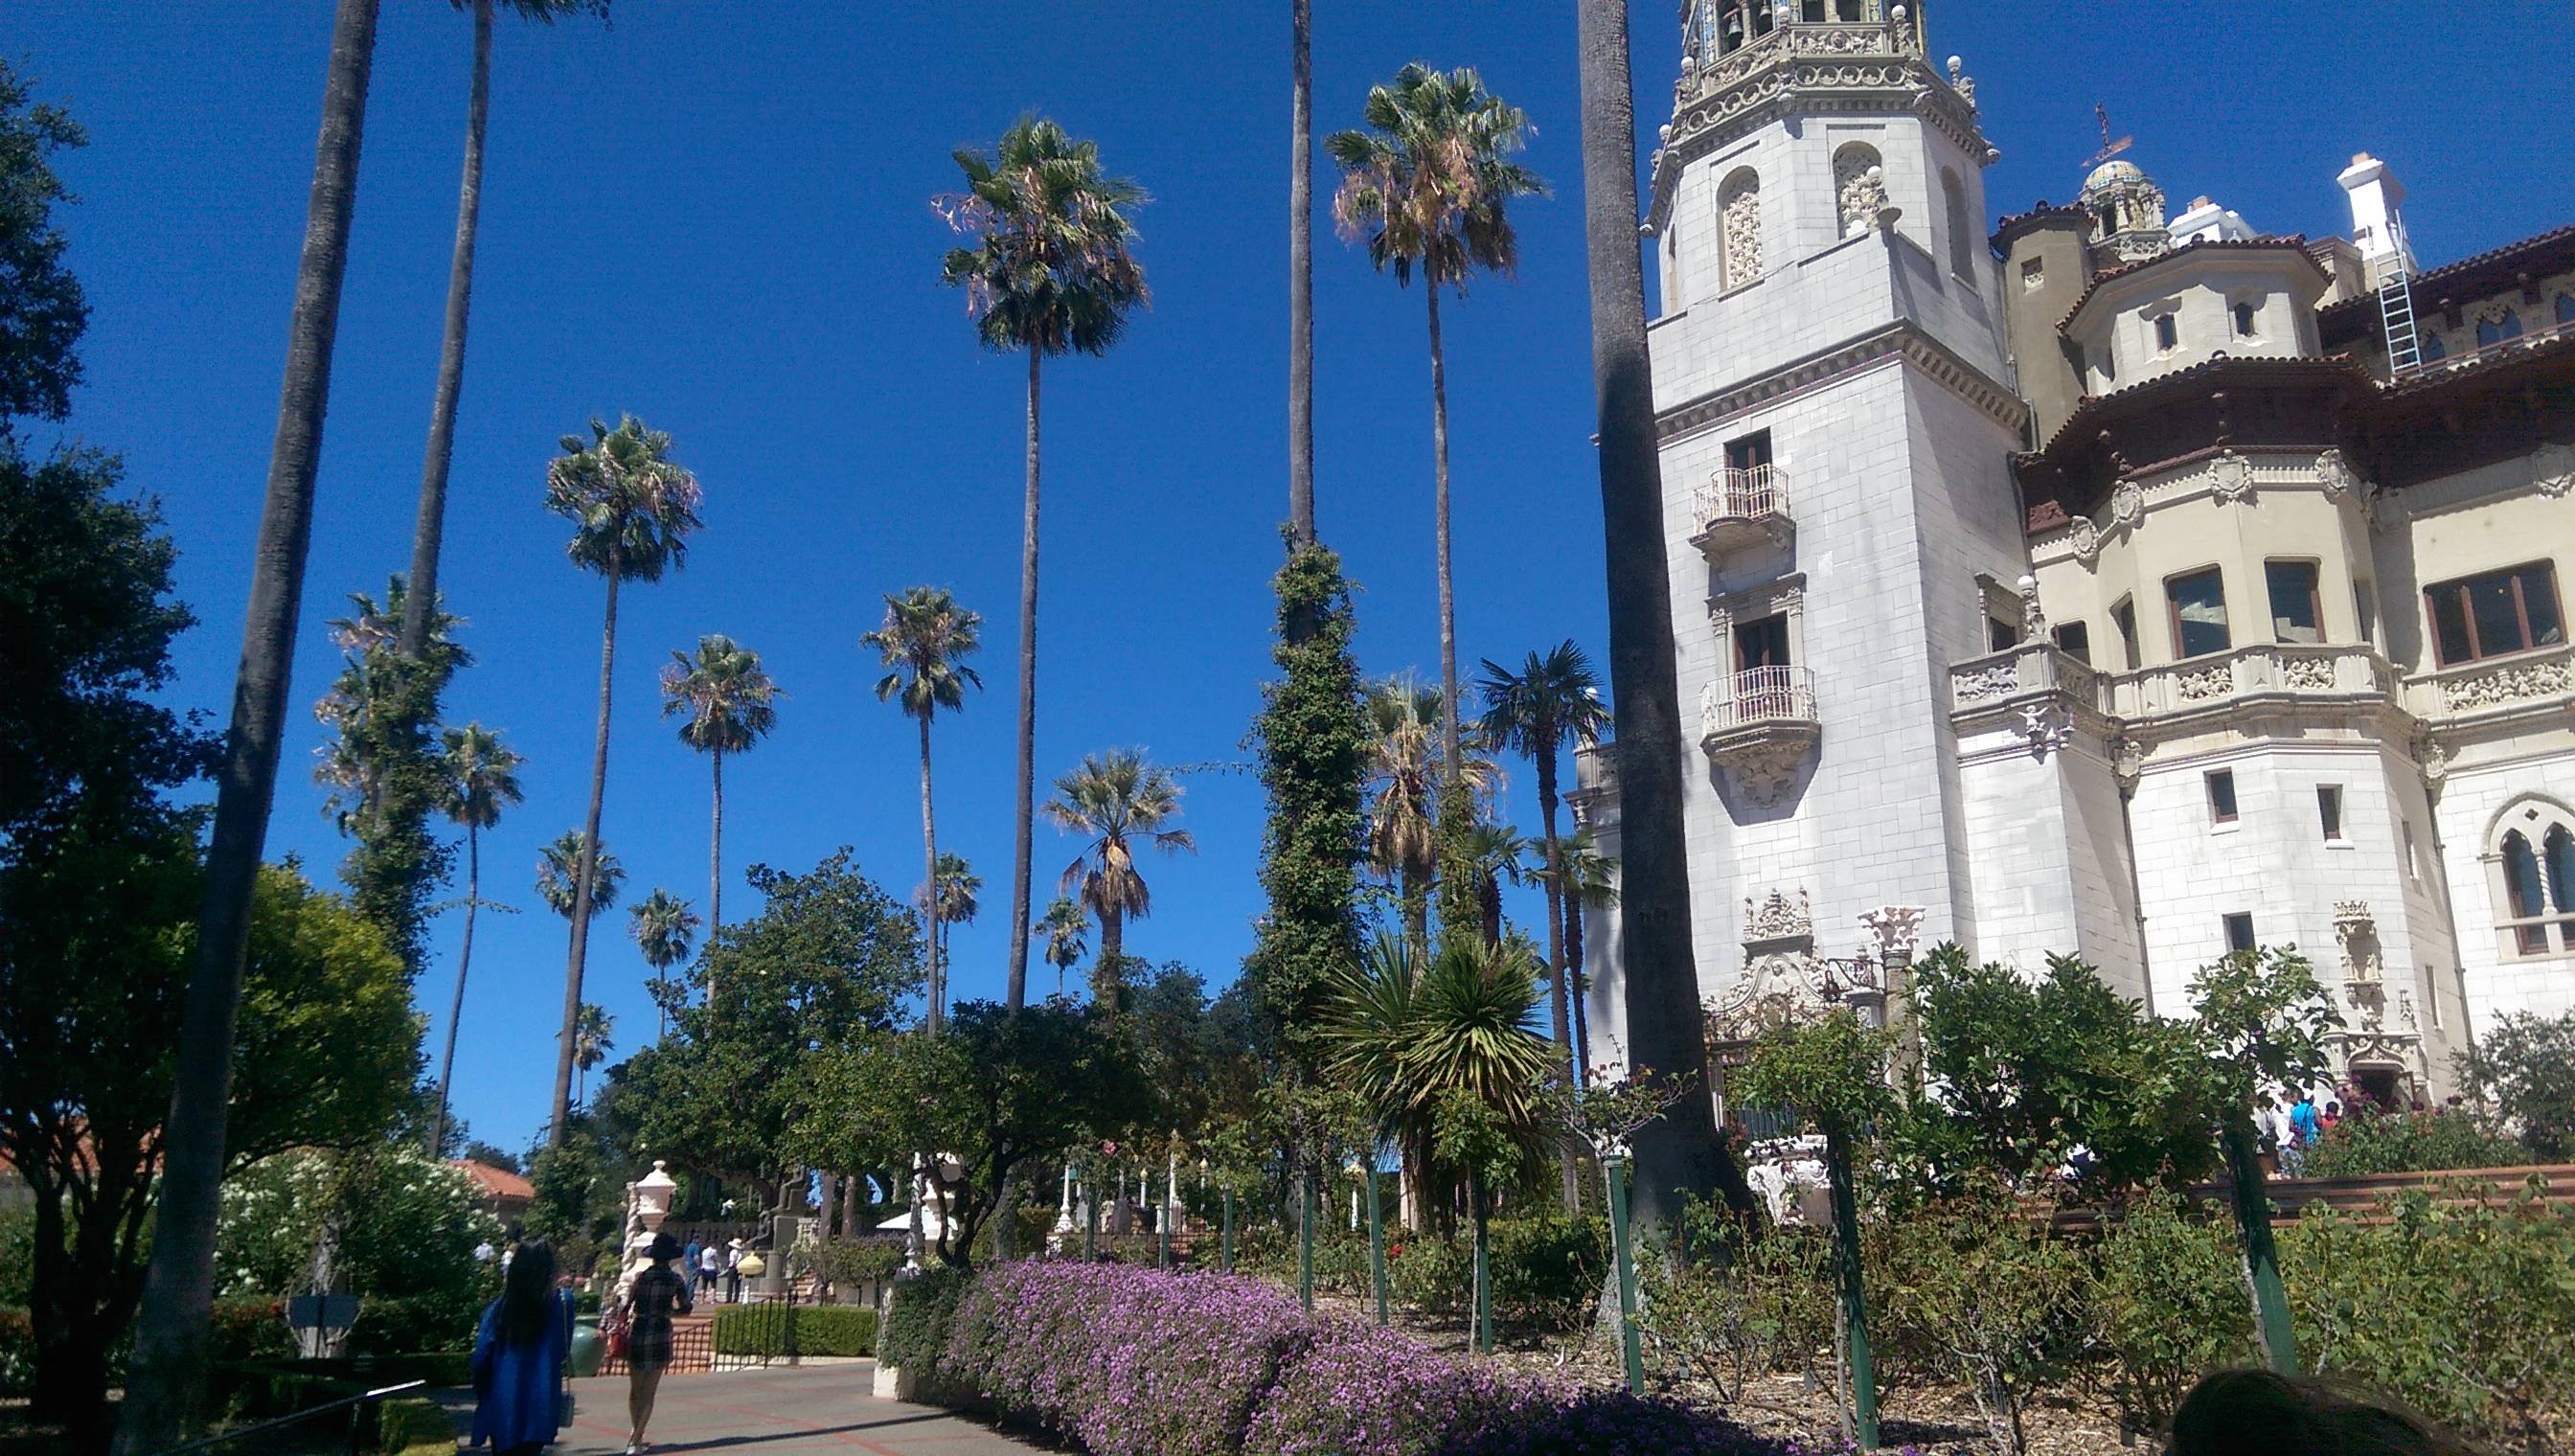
(14, 2, 2573, 1155)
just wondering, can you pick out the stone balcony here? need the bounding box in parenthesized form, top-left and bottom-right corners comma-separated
(1568, 740, 1619, 832)
(2103, 643, 2398, 720)
(1688, 464, 1792, 559)
(1700, 666, 1818, 807)
(2402, 643, 2573, 727)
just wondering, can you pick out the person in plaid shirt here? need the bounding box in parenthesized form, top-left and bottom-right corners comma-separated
(619, 1232, 694, 1453)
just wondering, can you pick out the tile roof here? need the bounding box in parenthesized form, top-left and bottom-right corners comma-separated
(2318, 223, 2575, 334)
(455, 1158, 536, 1202)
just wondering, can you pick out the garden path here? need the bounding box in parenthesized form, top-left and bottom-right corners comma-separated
(438, 1363, 1046, 1455)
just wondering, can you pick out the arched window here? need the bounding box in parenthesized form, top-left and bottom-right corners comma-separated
(2476, 308, 2524, 348)
(2418, 330, 2447, 363)
(2491, 800, 2575, 958)
(2556, 293, 2575, 329)
(1942, 168, 1973, 281)
(1833, 145, 1882, 239)
(1720, 170, 1764, 291)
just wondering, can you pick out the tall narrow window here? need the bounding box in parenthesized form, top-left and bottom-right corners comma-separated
(1834, 145, 1883, 239)
(1720, 170, 1764, 292)
(2491, 805, 2575, 958)
(2233, 300, 2258, 336)
(2318, 785, 2345, 842)
(2476, 309, 2524, 348)
(2111, 597, 2140, 670)
(2222, 913, 2257, 954)
(2503, 830, 2549, 954)
(2054, 622, 2091, 665)
(2167, 567, 2231, 658)
(1724, 430, 1773, 472)
(1989, 614, 2019, 652)
(2266, 559, 2324, 644)
(2425, 561, 2564, 665)
(1735, 613, 1791, 671)
(2420, 330, 2448, 363)
(2354, 580, 2379, 647)
(2206, 769, 2239, 825)
(2403, 823, 2421, 882)
(2153, 312, 2179, 352)
(1943, 168, 1973, 281)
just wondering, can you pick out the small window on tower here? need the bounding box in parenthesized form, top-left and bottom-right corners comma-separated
(1734, 613, 1791, 671)
(2053, 622, 2091, 665)
(2153, 312, 2180, 353)
(2111, 597, 2140, 671)
(2318, 785, 2345, 842)
(2420, 331, 2448, 362)
(2476, 310, 2524, 348)
(2354, 580, 2379, 647)
(2266, 559, 2324, 645)
(2166, 566, 2232, 658)
(2206, 769, 2240, 826)
(2020, 257, 2045, 291)
(2233, 300, 2259, 337)
(2222, 913, 2257, 954)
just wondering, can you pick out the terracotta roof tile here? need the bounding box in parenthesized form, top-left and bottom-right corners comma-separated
(454, 1158, 536, 1201)
(2318, 223, 2575, 331)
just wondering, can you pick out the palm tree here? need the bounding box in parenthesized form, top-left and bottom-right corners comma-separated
(924, 852, 981, 990)
(1454, 820, 1527, 950)
(864, 586, 983, 1035)
(541, 415, 701, 1145)
(1327, 65, 1544, 785)
(1540, 827, 1616, 1085)
(1044, 750, 1196, 1005)
(937, 117, 1150, 1012)
(397, 0, 610, 663)
(118, 4, 383, 1443)
(427, 722, 523, 1156)
(572, 1002, 614, 1106)
(659, 633, 781, 937)
(1364, 674, 1498, 955)
(536, 830, 623, 923)
(1288, 0, 1315, 544)
(313, 578, 467, 831)
(1570, 0, 1750, 1222)
(1476, 645, 1611, 1075)
(1036, 896, 1088, 1000)
(628, 888, 698, 1037)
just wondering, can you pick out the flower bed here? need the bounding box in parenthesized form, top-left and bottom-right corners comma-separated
(904, 1261, 1799, 1456)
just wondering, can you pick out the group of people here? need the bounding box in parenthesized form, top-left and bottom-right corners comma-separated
(2264, 1081, 2462, 1176)
(467, 1232, 695, 1456)
(677, 1234, 757, 1303)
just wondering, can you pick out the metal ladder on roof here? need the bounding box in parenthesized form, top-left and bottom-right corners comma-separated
(2374, 214, 2423, 377)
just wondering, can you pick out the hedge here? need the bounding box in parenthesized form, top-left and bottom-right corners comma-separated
(892, 1262, 1801, 1456)
(710, 1304, 877, 1357)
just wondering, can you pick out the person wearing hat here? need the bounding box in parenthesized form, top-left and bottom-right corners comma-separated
(619, 1232, 694, 1453)
(722, 1238, 744, 1304)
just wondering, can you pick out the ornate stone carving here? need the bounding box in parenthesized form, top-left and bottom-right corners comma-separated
(1859, 905, 1926, 964)
(1954, 661, 2019, 703)
(2315, 447, 2363, 501)
(2017, 575, 2047, 638)
(2441, 657, 2574, 712)
(1834, 147, 1885, 239)
(1744, 887, 1814, 944)
(2284, 655, 2337, 690)
(2017, 701, 2074, 758)
(2368, 488, 2408, 530)
(2111, 735, 2145, 791)
(2533, 442, 2575, 499)
(2177, 665, 2232, 701)
(2109, 481, 2144, 527)
(2068, 516, 2100, 562)
(2208, 449, 2254, 504)
(1717, 737, 1811, 808)
(1721, 172, 1765, 290)
(2413, 731, 2450, 783)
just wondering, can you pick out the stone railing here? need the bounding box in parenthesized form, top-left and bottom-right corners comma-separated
(2103, 643, 2396, 719)
(1689, 464, 1791, 554)
(1702, 665, 1817, 737)
(2404, 643, 2574, 721)
(1947, 642, 2104, 714)
(1679, 18, 1922, 102)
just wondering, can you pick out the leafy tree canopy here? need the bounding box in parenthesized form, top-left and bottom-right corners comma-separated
(0, 58, 88, 433)
(2459, 1009, 2575, 1160)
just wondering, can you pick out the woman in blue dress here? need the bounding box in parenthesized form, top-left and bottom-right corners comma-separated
(471, 1239, 571, 1453)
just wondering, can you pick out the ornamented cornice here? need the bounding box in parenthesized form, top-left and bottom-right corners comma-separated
(1657, 321, 2028, 444)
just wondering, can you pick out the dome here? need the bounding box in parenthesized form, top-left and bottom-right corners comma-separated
(2084, 158, 2145, 192)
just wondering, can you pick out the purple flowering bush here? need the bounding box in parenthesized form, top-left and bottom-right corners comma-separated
(909, 1260, 1803, 1456)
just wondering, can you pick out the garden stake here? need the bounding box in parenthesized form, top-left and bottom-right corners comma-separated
(1083, 1175, 1097, 1263)
(1299, 1171, 1316, 1312)
(1157, 1164, 1172, 1268)
(1605, 1150, 1644, 1395)
(1364, 1166, 1387, 1325)
(2224, 1116, 2299, 1374)
(1826, 1129, 1880, 1450)
(1221, 1187, 1235, 1270)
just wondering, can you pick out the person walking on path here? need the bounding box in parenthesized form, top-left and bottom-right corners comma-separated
(697, 1240, 719, 1298)
(681, 1237, 702, 1294)
(723, 1240, 744, 1304)
(617, 1232, 695, 1455)
(2286, 1088, 2322, 1177)
(471, 1240, 571, 1455)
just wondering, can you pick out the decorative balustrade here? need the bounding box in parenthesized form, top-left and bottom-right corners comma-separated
(1703, 665, 1816, 736)
(1948, 642, 2104, 714)
(1690, 464, 1792, 557)
(2404, 643, 2573, 722)
(2103, 644, 2395, 719)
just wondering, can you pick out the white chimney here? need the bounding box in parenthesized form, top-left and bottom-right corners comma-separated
(2168, 195, 2255, 246)
(2336, 151, 2413, 271)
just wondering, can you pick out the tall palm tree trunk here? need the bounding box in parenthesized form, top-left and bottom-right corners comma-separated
(1572, 0, 1750, 1223)
(918, 714, 942, 1035)
(398, 0, 490, 661)
(427, 823, 482, 1156)
(551, 556, 621, 1147)
(1426, 285, 1460, 782)
(709, 744, 724, 934)
(116, 4, 382, 1449)
(1399, 863, 1428, 960)
(1287, 0, 1314, 547)
(1566, 894, 1592, 1083)
(1094, 906, 1124, 1005)
(1005, 346, 1040, 1012)
(1537, 739, 1582, 1211)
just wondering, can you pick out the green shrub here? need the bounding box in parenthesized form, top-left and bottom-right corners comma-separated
(1636, 1209, 1834, 1401)
(2302, 1107, 2531, 1178)
(0, 1206, 31, 1308)
(878, 1267, 969, 1377)
(2079, 1194, 2255, 1440)
(1488, 1215, 1607, 1331)
(0, 1306, 30, 1399)
(1384, 1230, 1469, 1321)
(803, 1238, 905, 1291)
(1870, 1194, 2085, 1455)
(709, 1304, 876, 1357)
(2279, 1181, 2575, 1447)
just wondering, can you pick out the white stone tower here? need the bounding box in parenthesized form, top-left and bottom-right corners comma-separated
(1578, 1, 2049, 1077)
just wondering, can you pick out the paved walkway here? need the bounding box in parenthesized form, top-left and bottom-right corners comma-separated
(440, 1363, 1046, 1455)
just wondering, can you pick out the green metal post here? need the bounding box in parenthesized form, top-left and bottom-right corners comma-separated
(1471, 1177, 1493, 1355)
(1157, 1164, 1172, 1269)
(1298, 1172, 1315, 1312)
(2225, 1117, 2299, 1374)
(1221, 1187, 1235, 1270)
(1605, 1151, 1645, 1395)
(1825, 1130, 1880, 1451)
(1364, 1167, 1388, 1325)
(1082, 1172, 1097, 1263)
